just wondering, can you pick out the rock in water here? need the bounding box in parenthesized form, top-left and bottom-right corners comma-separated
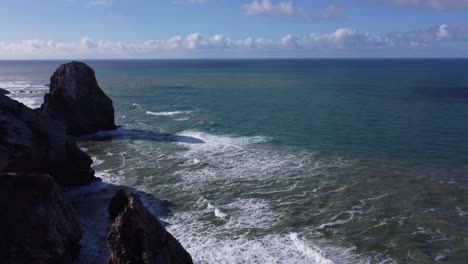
(0, 93, 97, 186)
(108, 191, 193, 264)
(0, 173, 82, 264)
(41, 61, 116, 135)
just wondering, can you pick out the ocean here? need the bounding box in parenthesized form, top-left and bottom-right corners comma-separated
(1, 59, 467, 263)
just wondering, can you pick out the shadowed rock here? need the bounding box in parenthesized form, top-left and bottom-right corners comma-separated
(108, 191, 193, 264)
(0, 93, 97, 186)
(0, 88, 9, 95)
(0, 173, 82, 264)
(41, 61, 116, 135)
(108, 189, 129, 220)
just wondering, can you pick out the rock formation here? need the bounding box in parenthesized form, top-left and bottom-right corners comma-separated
(108, 189, 129, 220)
(107, 191, 193, 264)
(0, 173, 82, 264)
(0, 88, 10, 94)
(41, 61, 116, 135)
(0, 93, 97, 186)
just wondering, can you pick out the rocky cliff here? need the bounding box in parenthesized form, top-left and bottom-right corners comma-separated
(0, 93, 97, 186)
(0, 173, 82, 264)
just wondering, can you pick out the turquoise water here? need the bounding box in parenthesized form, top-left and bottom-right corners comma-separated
(1, 60, 468, 263)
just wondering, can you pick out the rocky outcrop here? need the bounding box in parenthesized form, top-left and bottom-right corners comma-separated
(108, 191, 193, 264)
(0, 173, 82, 264)
(41, 61, 116, 135)
(108, 189, 129, 220)
(0, 88, 9, 94)
(0, 93, 97, 186)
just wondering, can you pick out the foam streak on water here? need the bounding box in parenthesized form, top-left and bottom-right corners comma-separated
(0, 79, 47, 108)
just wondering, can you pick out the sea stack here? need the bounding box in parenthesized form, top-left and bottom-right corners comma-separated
(41, 61, 116, 135)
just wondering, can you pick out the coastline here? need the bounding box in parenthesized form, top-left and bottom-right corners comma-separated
(0, 61, 192, 264)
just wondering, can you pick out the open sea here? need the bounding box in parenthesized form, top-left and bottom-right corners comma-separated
(1, 59, 468, 263)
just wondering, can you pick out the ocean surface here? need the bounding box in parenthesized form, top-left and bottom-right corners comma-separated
(1, 59, 468, 263)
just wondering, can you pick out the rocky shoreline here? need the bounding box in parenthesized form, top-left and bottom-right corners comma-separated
(0, 61, 193, 264)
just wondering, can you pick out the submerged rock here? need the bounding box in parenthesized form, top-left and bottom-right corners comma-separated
(0, 173, 82, 264)
(41, 61, 116, 135)
(0, 93, 97, 186)
(107, 191, 193, 264)
(0, 88, 9, 95)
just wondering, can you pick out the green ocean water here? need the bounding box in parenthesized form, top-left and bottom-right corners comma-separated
(1, 59, 467, 263)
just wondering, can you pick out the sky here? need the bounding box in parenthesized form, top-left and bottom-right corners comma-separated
(0, 0, 468, 59)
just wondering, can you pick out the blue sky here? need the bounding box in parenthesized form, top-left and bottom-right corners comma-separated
(1, 0, 468, 58)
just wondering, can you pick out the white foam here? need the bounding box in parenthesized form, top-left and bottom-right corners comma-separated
(456, 206, 467, 216)
(223, 198, 277, 229)
(146, 110, 192, 116)
(197, 197, 229, 219)
(91, 156, 105, 167)
(177, 130, 268, 147)
(166, 208, 368, 264)
(290, 233, 334, 264)
(174, 130, 348, 186)
(15, 97, 42, 108)
(0, 80, 46, 108)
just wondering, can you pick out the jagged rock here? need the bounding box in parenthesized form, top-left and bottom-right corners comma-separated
(0, 93, 97, 186)
(108, 189, 129, 220)
(108, 192, 193, 264)
(0, 173, 82, 264)
(0, 88, 9, 95)
(41, 61, 116, 135)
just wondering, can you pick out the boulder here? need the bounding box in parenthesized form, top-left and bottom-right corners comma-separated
(0, 173, 82, 264)
(0, 93, 97, 186)
(108, 191, 193, 264)
(41, 61, 116, 135)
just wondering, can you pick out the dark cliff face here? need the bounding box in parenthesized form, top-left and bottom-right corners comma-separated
(107, 191, 193, 264)
(0, 173, 82, 264)
(0, 93, 97, 186)
(41, 61, 116, 135)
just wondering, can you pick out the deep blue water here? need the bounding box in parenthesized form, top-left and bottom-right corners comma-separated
(1, 59, 468, 263)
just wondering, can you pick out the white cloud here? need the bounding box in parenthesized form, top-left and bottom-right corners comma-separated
(244, 0, 295, 16)
(436, 24, 450, 39)
(243, 0, 344, 22)
(368, 0, 468, 10)
(1, 25, 467, 59)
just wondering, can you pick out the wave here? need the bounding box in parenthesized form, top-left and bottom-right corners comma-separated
(146, 110, 192, 116)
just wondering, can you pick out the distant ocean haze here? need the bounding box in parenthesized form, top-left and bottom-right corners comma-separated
(1, 59, 467, 263)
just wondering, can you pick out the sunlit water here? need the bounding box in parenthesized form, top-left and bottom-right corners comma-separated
(1, 60, 467, 263)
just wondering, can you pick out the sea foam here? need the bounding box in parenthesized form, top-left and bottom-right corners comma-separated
(146, 110, 193, 116)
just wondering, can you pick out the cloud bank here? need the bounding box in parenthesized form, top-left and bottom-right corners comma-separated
(0, 25, 467, 59)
